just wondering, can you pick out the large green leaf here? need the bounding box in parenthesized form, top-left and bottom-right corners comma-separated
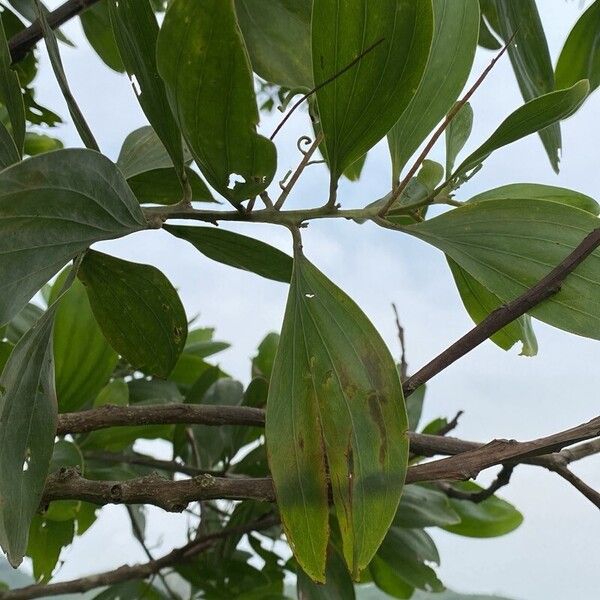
(79, 2, 124, 72)
(451, 81, 589, 181)
(157, 0, 277, 203)
(556, 0, 600, 95)
(0, 149, 147, 326)
(313, 0, 433, 184)
(490, 0, 560, 171)
(387, 0, 479, 183)
(78, 250, 187, 378)
(443, 482, 523, 538)
(0, 11, 25, 155)
(108, 0, 184, 179)
(406, 198, 600, 340)
(50, 270, 118, 412)
(33, 0, 98, 151)
(165, 225, 293, 283)
(0, 302, 57, 567)
(235, 0, 312, 89)
(266, 248, 408, 581)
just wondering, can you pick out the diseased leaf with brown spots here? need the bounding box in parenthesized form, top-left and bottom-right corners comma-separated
(266, 246, 408, 582)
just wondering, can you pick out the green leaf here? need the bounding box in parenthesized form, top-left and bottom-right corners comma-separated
(5, 303, 42, 343)
(313, 0, 433, 184)
(451, 81, 589, 181)
(0, 120, 19, 169)
(266, 248, 408, 581)
(235, 0, 312, 89)
(0, 11, 25, 155)
(78, 250, 187, 378)
(79, 2, 124, 72)
(0, 149, 147, 326)
(27, 515, 74, 583)
(443, 481, 523, 537)
(50, 269, 118, 412)
(127, 167, 213, 205)
(491, 0, 561, 171)
(157, 0, 277, 203)
(556, 0, 600, 95)
(343, 153, 368, 182)
(296, 546, 356, 600)
(407, 197, 600, 340)
(92, 582, 168, 600)
(447, 257, 538, 356)
(33, 0, 98, 151)
(108, 0, 185, 179)
(477, 10, 501, 50)
(394, 484, 460, 529)
(6, 0, 73, 45)
(387, 0, 479, 183)
(0, 301, 58, 566)
(23, 132, 63, 156)
(445, 102, 474, 176)
(185, 329, 230, 359)
(165, 225, 293, 283)
(405, 384, 426, 432)
(252, 332, 279, 381)
(369, 555, 414, 599)
(467, 183, 600, 215)
(94, 379, 129, 408)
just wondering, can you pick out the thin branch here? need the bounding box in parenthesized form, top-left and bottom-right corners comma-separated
(439, 464, 514, 503)
(8, 0, 101, 64)
(378, 33, 515, 217)
(392, 303, 408, 381)
(552, 467, 600, 510)
(0, 514, 279, 600)
(402, 227, 600, 396)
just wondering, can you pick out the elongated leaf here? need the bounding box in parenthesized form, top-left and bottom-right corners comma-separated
(448, 258, 538, 355)
(165, 225, 292, 283)
(297, 545, 356, 599)
(491, 0, 560, 171)
(0, 121, 19, 169)
(443, 482, 523, 537)
(0, 11, 25, 155)
(50, 270, 118, 412)
(78, 250, 187, 378)
(468, 183, 600, 215)
(406, 198, 600, 340)
(0, 303, 57, 566)
(556, 0, 600, 94)
(452, 81, 589, 180)
(79, 3, 124, 72)
(235, 0, 312, 89)
(266, 249, 408, 580)
(157, 0, 277, 203)
(33, 0, 98, 150)
(127, 167, 213, 205)
(27, 515, 74, 583)
(387, 0, 479, 183)
(0, 149, 147, 326)
(445, 102, 473, 176)
(108, 0, 184, 179)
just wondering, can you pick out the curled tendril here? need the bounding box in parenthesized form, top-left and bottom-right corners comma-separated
(296, 136, 313, 155)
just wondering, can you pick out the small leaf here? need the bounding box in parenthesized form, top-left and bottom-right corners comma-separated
(94, 379, 129, 408)
(127, 167, 213, 205)
(491, 0, 561, 171)
(369, 555, 414, 599)
(108, 0, 185, 179)
(443, 481, 523, 538)
(23, 132, 63, 156)
(78, 251, 187, 378)
(33, 0, 98, 150)
(157, 0, 277, 203)
(0, 11, 25, 154)
(0, 303, 58, 566)
(235, 0, 312, 89)
(0, 149, 147, 325)
(27, 515, 74, 583)
(0, 121, 19, 169)
(79, 3, 124, 72)
(165, 225, 293, 283)
(252, 332, 280, 381)
(406, 198, 600, 340)
(266, 248, 408, 580)
(50, 269, 118, 412)
(445, 102, 474, 176)
(556, 0, 600, 95)
(451, 81, 589, 181)
(343, 153, 368, 183)
(313, 0, 433, 184)
(394, 484, 460, 529)
(387, 0, 479, 183)
(296, 545, 356, 600)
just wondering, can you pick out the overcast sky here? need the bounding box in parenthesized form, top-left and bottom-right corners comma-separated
(13, 2, 600, 598)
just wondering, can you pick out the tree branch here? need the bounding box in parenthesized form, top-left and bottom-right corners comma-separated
(0, 514, 279, 600)
(8, 0, 102, 64)
(402, 227, 600, 396)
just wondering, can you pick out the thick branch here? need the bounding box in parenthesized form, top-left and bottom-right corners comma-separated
(403, 227, 600, 396)
(0, 514, 279, 600)
(8, 0, 102, 64)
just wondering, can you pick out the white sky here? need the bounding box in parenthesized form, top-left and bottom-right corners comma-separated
(14, 2, 600, 598)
